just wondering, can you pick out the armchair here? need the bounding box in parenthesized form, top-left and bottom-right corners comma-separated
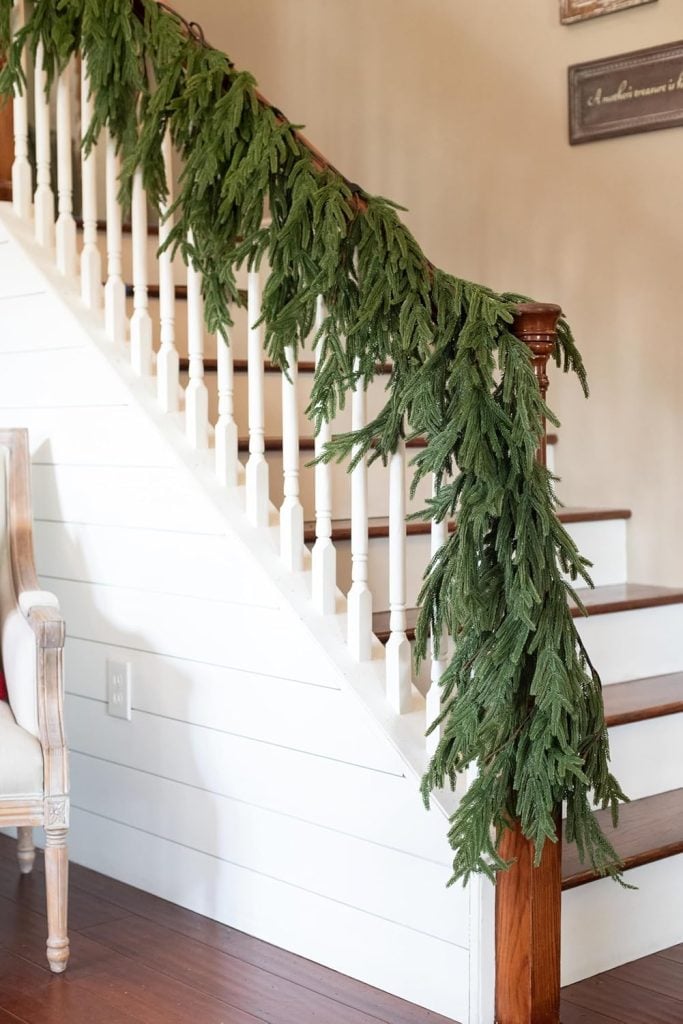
(0, 429, 69, 973)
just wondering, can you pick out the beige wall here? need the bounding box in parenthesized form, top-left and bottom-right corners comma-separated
(176, 0, 683, 586)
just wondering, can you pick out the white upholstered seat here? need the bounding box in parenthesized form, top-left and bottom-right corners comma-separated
(0, 430, 69, 975)
(0, 702, 43, 797)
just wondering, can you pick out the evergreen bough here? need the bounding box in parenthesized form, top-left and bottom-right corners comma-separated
(0, 0, 628, 885)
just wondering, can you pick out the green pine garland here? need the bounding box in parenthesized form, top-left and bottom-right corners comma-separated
(0, 0, 628, 885)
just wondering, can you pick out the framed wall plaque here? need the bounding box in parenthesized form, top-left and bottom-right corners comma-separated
(569, 41, 683, 144)
(561, 0, 657, 24)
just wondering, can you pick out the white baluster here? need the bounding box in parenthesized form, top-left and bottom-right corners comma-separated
(80, 59, 102, 310)
(347, 364, 372, 661)
(55, 59, 77, 276)
(386, 439, 412, 712)
(130, 168, 153, 375)
(312, 297, 336, 613)
(185, 249, 209, 448)
(33, 41, 54, 248)
(280, 345, 304, 570)
(157, 131, 178, 411)
(215, 331, 239, 486)
(245, 268, 269, 527)
(104, 134, 126, 344)
(11, 0, 31, 221)
(426, 476, 448, 754)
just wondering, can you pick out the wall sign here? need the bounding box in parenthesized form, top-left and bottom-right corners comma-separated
(561, 0, 657, 24)
(569, 41, 683, 144)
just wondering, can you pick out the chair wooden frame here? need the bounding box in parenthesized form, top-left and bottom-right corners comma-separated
(0, 429, 69, 973)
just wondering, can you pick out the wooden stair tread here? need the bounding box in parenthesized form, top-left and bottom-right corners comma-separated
(556, 506, 631, 524)
(603, 673, 683, 728)
(562, 789, 683, 889)
(237, 434, 557, 453)
(572, 583, 683, 616)
(372, 584, 683, 643)
(128, 285, 248, 304)
(179, 357, 391, 374)
(238, 435, 436, 453)
(302, 508, 631, 544)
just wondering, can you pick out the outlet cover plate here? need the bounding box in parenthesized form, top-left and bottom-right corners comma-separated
(106, 659, 132, 720)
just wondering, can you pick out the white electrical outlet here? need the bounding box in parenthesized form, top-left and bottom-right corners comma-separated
(106, 659, 132, 720)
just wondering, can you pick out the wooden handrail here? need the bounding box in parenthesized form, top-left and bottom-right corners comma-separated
(137, 0, 371, 213)
(494, 303, 563, 1024)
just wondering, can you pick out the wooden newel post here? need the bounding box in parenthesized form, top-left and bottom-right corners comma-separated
(494, 302, 563, 1024)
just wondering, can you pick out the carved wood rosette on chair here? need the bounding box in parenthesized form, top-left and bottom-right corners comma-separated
(0, 428, 69, 973)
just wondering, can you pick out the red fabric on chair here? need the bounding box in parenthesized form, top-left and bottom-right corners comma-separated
(0, 670, 7, 702)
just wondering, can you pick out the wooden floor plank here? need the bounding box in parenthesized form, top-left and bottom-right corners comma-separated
(68, 864, 453, 1024)
(562, 789, 683, 889)
(0, 855, 129, 932)
(0, 1010, 28, 1024)
(2, 834, 682, 1024)
(561, 974, 683, 1024)
(0, 837, 457, 1024)
(658, 945, 683, 965)
(607, 953, 683, 1002)
(558, 999, 622, 1024)
(0, 898, 267, 1024)
(0, 949, 144, 1024)
(79, 914, 424, 1024)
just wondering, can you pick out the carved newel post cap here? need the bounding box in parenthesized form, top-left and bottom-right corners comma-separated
(511, 302, 562, 345)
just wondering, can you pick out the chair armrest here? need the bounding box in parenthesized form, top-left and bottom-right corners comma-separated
(19, 590, 60, 616)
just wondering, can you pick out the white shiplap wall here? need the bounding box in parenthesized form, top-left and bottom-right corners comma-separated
(0, 208, 470, 1022)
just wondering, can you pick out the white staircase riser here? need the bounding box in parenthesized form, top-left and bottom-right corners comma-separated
(606, 714, 683, 802)
(576, 604, 683, 684)
(562, 518, 628, 588)
(562, 856, 683, 986)
(333, 517, 628, 610)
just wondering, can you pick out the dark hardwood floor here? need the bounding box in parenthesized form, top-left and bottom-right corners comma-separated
(0, 834, 680, 1023)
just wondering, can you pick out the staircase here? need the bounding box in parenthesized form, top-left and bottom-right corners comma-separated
(0, 7, 681, 1023)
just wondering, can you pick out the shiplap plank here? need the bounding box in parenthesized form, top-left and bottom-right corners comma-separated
(0, 291, 87, 353)
(64, 694, 450, 863)
(0, 347, 130, 407)
(35, 521, 280, 608)
(47, 577, 349, 684)
(0, 406, 176, 468)
(31, 464, 228, 533)
(66, 806, 469, 1022)
(0, 239, 46, 297)
(63, 637, 414, 778)
(70, 753, 465, 946)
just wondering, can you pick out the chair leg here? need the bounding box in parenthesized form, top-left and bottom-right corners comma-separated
(16, 827, 35, 875)
(44, 826, 69, 974)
